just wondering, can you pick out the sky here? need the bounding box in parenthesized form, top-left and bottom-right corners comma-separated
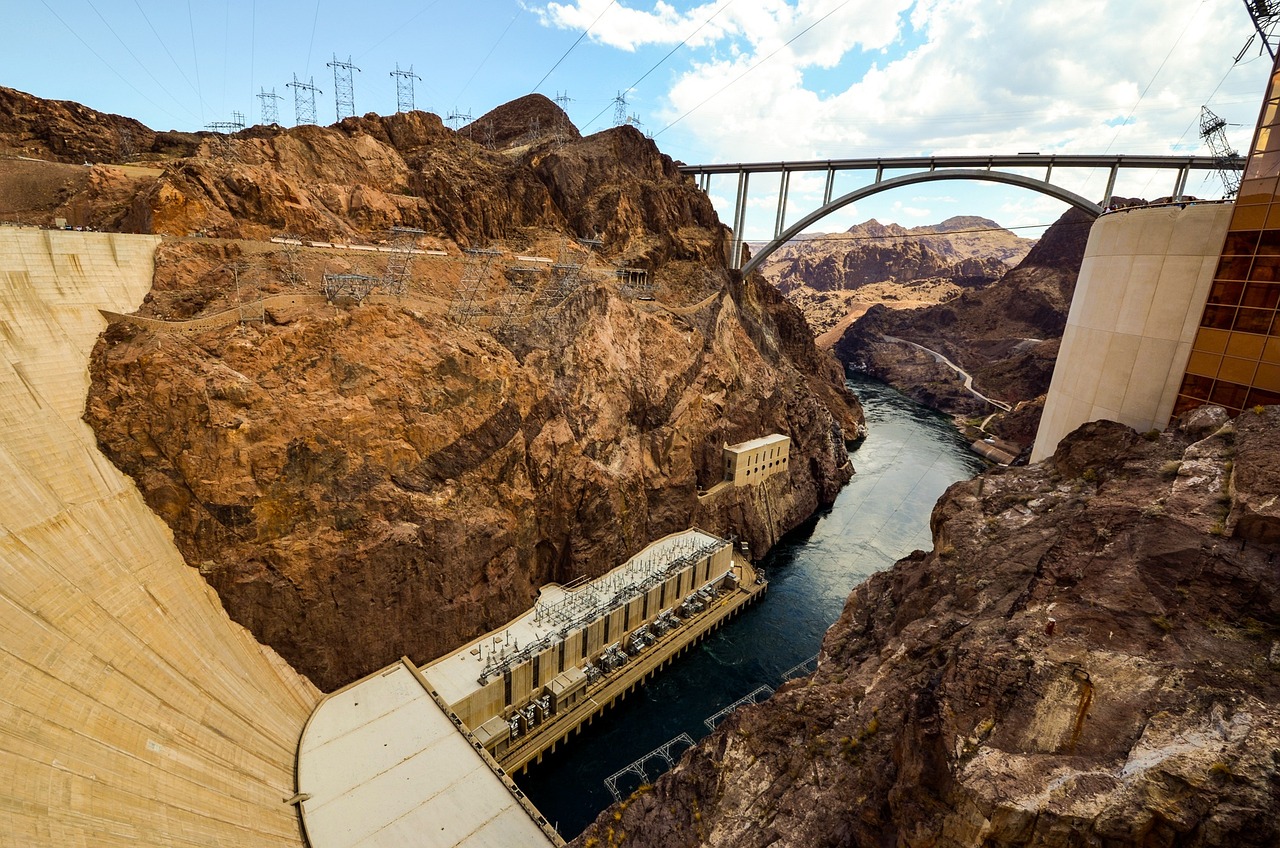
(3, 0, 1275, 240)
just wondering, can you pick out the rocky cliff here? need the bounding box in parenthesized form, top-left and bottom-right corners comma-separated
(576, 405, 1280, 848)
(760, 216, 1035, 337)
(56, 92, 863, 690)
(833, 208, 1093, 446)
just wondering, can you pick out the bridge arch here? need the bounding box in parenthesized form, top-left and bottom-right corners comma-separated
(740, 169, 1102, 276)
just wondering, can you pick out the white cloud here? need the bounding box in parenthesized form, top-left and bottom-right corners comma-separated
(534, 0, 1270, 227)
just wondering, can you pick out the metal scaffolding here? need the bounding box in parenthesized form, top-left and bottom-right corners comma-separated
(604, 734, 695, 801)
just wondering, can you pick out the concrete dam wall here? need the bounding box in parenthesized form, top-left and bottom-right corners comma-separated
(0, 228, 319, 847)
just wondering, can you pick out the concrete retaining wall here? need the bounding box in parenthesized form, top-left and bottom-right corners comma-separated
(1033, 203, 1233, 462)
(0, 229, 318, 847)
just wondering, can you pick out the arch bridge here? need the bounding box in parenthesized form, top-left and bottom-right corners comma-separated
(678, 154, 1237, 275)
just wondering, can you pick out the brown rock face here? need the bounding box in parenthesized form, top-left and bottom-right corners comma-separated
(74, 89, 862, 691)
(89, 274, 858, 692)
(577, 409, 1280, 848)
(833, 207, 1093, 443)
(761, 216, 1035, 336)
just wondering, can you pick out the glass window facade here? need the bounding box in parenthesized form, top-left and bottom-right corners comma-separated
(1175, 58, 1280, 416)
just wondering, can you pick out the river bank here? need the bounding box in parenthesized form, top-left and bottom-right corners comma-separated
(515, 374, 986, 840)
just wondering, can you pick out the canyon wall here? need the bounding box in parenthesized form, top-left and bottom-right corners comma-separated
(576, 406, 1280, 848)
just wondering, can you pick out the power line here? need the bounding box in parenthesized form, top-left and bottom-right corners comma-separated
(532, 0, 619, 93)
(655, 0, 853, 137)
(37, 0, 190, 126)
(456, 9, 522, 105)
(131, 0, 211, 117)
(1102, 0, 1209, 154)
(581, 0, 738, 132)
(187, 0, 204, 122)
(82, 0, 197, 122)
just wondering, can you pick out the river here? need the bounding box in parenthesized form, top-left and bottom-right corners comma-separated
(515, 374, 988, 839)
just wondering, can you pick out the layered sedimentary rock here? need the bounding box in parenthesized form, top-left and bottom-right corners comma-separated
(834, 208, 1093, 444)
(761, 216, 1034, 337)
(60, 91, 863, 691)
(577, 406, 1280, 848)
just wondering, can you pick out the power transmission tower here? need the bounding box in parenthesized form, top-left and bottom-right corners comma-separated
(1240, 0, 1280, 61)
(447, 109, 473, 134)
(328, 54, 361, 120)
(383, 226, 425, 294)
(553, 91, 573, 144)
(1200, 106, 1244, 197)
(206, 112, 246, 133)
(258, 87, 283, 124)
(116, 126, 134, 162)
(612, 91, 628, 127)
(449, 248, 502, 325)
(390, 63, 421, 113)
(289, 74, 322, 125)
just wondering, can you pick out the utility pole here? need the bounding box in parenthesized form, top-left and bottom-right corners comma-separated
(390, 63, 421, 113)
(288, 74, 322, 125)
(328, 54, 361, 120)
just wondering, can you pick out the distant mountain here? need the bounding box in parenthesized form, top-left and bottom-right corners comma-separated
(757, 216, 1036, 336)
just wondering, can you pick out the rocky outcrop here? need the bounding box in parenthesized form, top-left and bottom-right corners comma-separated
(833, 207, 1093, 444)
(760, 216, 1035, 336)
(575, 406, 1280, 848)
(73, 89, 862, 691)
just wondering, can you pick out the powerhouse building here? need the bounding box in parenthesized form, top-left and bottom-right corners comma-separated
(422, 529, 736, 759)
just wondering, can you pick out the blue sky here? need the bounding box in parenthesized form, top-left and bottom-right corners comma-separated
(4, 0, 1274, 239)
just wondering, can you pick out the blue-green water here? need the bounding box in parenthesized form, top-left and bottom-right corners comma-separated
(515, 374, 987, 839)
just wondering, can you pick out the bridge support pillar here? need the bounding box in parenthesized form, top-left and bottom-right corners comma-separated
(774, 169, 791, 239)
(731, 169, 750, 270)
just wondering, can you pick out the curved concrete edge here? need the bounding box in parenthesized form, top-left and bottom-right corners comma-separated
(0, 228, 319, 847)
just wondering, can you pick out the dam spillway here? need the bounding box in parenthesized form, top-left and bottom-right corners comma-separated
(0, 227, 319, 847)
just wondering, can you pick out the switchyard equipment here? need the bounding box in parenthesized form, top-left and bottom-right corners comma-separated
(420, 529, 751, 768)
(322, 272, 378, 304)
(449, 247, 503, 324)
(383, 226, 426, 294)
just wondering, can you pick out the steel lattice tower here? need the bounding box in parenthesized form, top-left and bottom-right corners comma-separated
(612, 91, 628, 127)
(257, 87, 283, 125)
(1200, 106, 1244, 197)
(328, 54, 361, 120)
(288, 74, 322, 125)
(390, 64, 421, 113)
(1241, 0, 1280, 60)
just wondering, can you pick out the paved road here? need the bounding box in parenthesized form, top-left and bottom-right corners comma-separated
(881, 334, 1012, 411)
